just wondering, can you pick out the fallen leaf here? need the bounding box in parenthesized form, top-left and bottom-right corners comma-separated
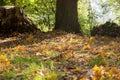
(63, 67, 67, 73)
(72, 67, 81, 73)
(80, 77, 87, 80)
(82, 44, 91, 50)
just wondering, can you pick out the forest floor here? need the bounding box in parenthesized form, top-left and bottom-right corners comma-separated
(0, 30, 120, 80)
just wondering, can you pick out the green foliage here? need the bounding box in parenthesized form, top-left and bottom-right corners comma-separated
(78, 0, 96, 35)
(106, 0, 120, 24)
(1, 0, 120, 35)
(4, 55, 60, 79)
(0, 51, 5, 54)
(23, 0, 56, 32)
(0, 0, 11, 6)
(89, 56, 104, 66)
(22, 61, 60, 80)
(117, 60, 120, 66)
(10, 56, 40, 64)
(1, 0, 56, 32)
(1, 70, 16, 79)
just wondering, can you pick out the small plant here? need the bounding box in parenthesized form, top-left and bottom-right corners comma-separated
(22, 60, 61, 80)
(10, 56, 40, 64)
(89, 56, 104, 67)
(1, 70, 16, 79)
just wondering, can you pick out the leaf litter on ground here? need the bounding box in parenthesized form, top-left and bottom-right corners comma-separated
(0, 30, 120, 80)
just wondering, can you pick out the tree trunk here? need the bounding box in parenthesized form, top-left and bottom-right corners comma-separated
(55, 0, 81, 33)
(0, 6, 37, 34)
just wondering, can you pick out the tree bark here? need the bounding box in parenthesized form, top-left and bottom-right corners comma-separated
(55, 0, 81, 33)
(0, 6, 37, 34)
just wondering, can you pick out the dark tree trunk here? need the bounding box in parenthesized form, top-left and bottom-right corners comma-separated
(55, 0, 81, 33)
(0, 6, 37, 34)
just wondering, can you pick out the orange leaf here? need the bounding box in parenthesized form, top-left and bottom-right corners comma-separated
(13, 45, 25, 51)
(6, 61, 10, 65)
(80, 77, 87, 80)
(82, 44, 91, 50)
(92, 77, 97, 80)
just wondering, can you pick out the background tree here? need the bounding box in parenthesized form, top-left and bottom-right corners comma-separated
(0, 0, 56, 32)
(1, 0, 120, 34)
(55, 0, 81, 33)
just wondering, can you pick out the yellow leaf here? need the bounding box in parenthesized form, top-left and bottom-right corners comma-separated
(69, 37, 78, 43)
(89, 36, 95, 44)
(93, 65, 99, 71)
(72, 67, 81, 73)
(63, 67, 67, 73)
(0, 54, 7, 60)
(82, 44, 91, 50)
(106, 51, 114, 55)
(110, 41, 116, 46)
(103, 45, 109, 50)
(0, 54, 10, 71)
(93, 65, 104, 78)
(13, 45, 25, 51)
(56, 46, 63, 51)
(109, 67, 118, 75)
(100, 52, 106, 57)
(64, 50, 73, 60)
